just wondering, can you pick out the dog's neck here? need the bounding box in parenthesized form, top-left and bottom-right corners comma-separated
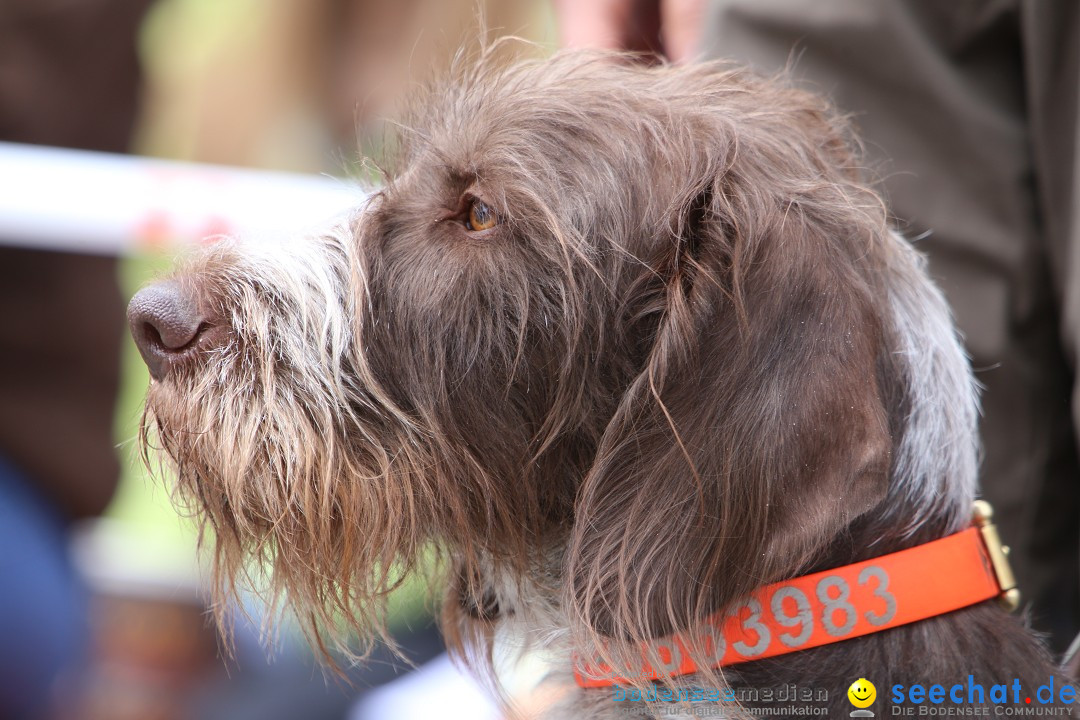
(479, 513, 1059, 720)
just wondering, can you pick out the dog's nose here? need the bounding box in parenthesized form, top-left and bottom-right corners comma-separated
(128, 281, 211, 380)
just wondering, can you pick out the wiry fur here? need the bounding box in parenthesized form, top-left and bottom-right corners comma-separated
(139, 46, 1067, 718)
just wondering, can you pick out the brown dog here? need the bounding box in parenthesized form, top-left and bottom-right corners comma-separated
(130, 48, 1070, 718)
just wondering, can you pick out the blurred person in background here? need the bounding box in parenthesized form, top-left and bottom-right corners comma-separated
(554, 0, 1080, 655)
(0, 0, 152, 717)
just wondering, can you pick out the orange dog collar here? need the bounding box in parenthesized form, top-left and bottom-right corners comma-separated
(574, 501, 1019, 688)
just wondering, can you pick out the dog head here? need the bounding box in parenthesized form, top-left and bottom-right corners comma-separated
(131, 48, 977, 673)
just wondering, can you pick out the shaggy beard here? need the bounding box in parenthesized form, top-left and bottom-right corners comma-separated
(139, 231, 446, 660)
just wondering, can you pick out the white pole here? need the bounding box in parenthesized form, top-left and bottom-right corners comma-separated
(0, 142, 367, 255)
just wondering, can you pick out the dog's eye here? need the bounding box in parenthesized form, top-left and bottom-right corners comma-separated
(466, 199, 498, 232)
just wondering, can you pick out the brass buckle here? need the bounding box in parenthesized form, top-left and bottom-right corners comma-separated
(972, 500, 1021, 612)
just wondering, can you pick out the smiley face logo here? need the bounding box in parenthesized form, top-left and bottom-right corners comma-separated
(848, 678, 877, 708)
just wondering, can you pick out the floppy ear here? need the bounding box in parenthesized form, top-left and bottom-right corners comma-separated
(565, 84, 895, 657)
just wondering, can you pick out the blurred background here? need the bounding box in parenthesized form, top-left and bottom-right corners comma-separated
(0, 1, 557, 718)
